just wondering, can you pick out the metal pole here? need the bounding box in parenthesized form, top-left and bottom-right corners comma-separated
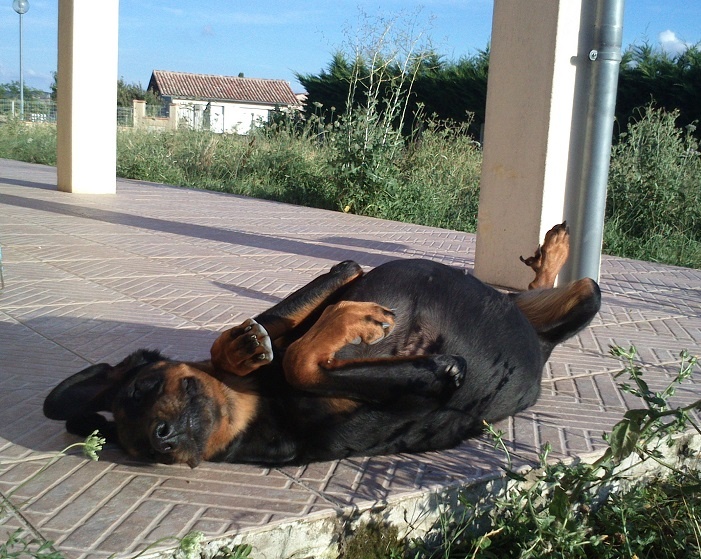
(565, 0, 625, 282)
(19, 11, 24, 120)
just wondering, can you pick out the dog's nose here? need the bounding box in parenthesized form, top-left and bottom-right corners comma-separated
(151, 420, 175, 453)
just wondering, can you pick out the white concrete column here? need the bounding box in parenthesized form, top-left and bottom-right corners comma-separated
(474, 0, 582, 289)
(57, 0, 119, 194)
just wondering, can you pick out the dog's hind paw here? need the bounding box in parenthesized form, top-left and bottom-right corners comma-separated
(434, 355, 467, 388)
(520, 221, 570, 290)
(347, 303, 396, 346)
(311, 300, 395, 350)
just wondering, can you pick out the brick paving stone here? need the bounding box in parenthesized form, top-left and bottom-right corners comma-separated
(1, 159, 700, 558)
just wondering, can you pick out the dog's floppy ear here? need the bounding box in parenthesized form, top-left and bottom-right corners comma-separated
(43, 349, 164, 421)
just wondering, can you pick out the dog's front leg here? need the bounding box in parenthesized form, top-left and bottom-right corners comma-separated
(211, 260, 364, 376)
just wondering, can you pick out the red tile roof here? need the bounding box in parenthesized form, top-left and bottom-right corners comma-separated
(148, 70, 299, 106)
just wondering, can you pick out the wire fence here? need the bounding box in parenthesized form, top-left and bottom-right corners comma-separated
(0, 99, 57, 122)
(0, 100, 259, 133)
(0, 99, 150, 127)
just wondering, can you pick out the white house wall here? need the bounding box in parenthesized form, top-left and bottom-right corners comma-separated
(170, 100, 272, 134)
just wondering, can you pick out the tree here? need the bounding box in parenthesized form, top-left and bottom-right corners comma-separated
(0, 80, 48, 100)
(117, 78, 160, 107)
(50, 72, 57, 101)
(413, 48, 489, 137)
(616, 43, 701, 138)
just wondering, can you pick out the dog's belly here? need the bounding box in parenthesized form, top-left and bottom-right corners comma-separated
(339, 260, 538, 356)
(335, 259, 544, 418)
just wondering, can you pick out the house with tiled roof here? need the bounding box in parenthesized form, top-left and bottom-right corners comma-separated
(147, 70, 300, 134)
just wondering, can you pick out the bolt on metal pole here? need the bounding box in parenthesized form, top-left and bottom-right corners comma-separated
(564, 0, 625, 283)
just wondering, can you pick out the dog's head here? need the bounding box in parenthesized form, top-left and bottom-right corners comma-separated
(43, 350, 257, 467)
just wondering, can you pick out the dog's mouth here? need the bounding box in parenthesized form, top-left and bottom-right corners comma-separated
(148, 415, 203, 468)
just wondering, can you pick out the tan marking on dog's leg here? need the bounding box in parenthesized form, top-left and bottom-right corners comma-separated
(514, 277, 597, 330)
(520, 222, 570, 289)
(282, 301, 395, 388)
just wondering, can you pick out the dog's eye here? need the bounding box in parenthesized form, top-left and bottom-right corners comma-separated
(129, 384, 144, 404)
(130, 376, 161, 403)
(182, 377, 198, 395)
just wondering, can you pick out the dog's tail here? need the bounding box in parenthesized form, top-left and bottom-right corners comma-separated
(512, 278, 601, 352)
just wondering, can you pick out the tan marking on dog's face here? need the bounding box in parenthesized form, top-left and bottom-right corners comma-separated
(203, 387, 259, 460)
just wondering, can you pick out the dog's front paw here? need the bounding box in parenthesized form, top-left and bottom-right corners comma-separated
(211, 318, 273, 376)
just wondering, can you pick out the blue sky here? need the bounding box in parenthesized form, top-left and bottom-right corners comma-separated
(1, 0, 699, 94)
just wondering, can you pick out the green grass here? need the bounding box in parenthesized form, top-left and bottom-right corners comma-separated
(0, 104, 699, 270)
(0, 119, 57, 166)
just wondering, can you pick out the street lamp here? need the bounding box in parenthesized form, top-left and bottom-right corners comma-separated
(12, 0, 29, 120)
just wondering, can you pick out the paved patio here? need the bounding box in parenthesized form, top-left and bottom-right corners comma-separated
(1, 158, 700, 558)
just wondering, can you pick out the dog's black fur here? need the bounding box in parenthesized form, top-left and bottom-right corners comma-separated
(44, 256, 601, 467)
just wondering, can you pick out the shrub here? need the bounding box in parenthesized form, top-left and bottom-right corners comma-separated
(605, 105, 701, 267)
(0, 119, 56, 165)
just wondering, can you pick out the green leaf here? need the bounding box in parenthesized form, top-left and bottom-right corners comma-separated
(549, 486, 570, 523)
(609, 417, 641, 461)
(503, 469, 527, 482)
(624, 409, 650, 422)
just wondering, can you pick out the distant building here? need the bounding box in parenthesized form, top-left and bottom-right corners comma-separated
(147, 70, 300, 134)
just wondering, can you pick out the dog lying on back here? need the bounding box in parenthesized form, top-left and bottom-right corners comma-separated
(44, 223, 600, 467)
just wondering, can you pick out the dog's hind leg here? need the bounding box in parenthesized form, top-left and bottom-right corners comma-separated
(520, 222, 570, 289)
(512, 277, 601, 353)
(282, 300, 465, 402)
(211, 261, 364, 376)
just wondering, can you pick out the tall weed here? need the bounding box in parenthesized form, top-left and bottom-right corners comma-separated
(325, 10, 433, 215)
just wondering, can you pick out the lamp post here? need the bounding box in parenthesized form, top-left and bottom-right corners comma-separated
(12, 0, 29, 120)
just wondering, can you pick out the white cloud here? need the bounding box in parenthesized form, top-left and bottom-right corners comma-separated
(659, 29, 688, 55)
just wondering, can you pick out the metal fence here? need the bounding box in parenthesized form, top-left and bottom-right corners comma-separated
(0, 98, 57, 122)
(0, 99, 147, 127)
(0, 100, 248, 132)
(117, 106, 134, 126)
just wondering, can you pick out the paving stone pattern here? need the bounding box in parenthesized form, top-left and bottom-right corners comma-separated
(1, 159, 700, 558)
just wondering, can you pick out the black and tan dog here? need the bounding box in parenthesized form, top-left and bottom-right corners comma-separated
(44, 223, 600, 467)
